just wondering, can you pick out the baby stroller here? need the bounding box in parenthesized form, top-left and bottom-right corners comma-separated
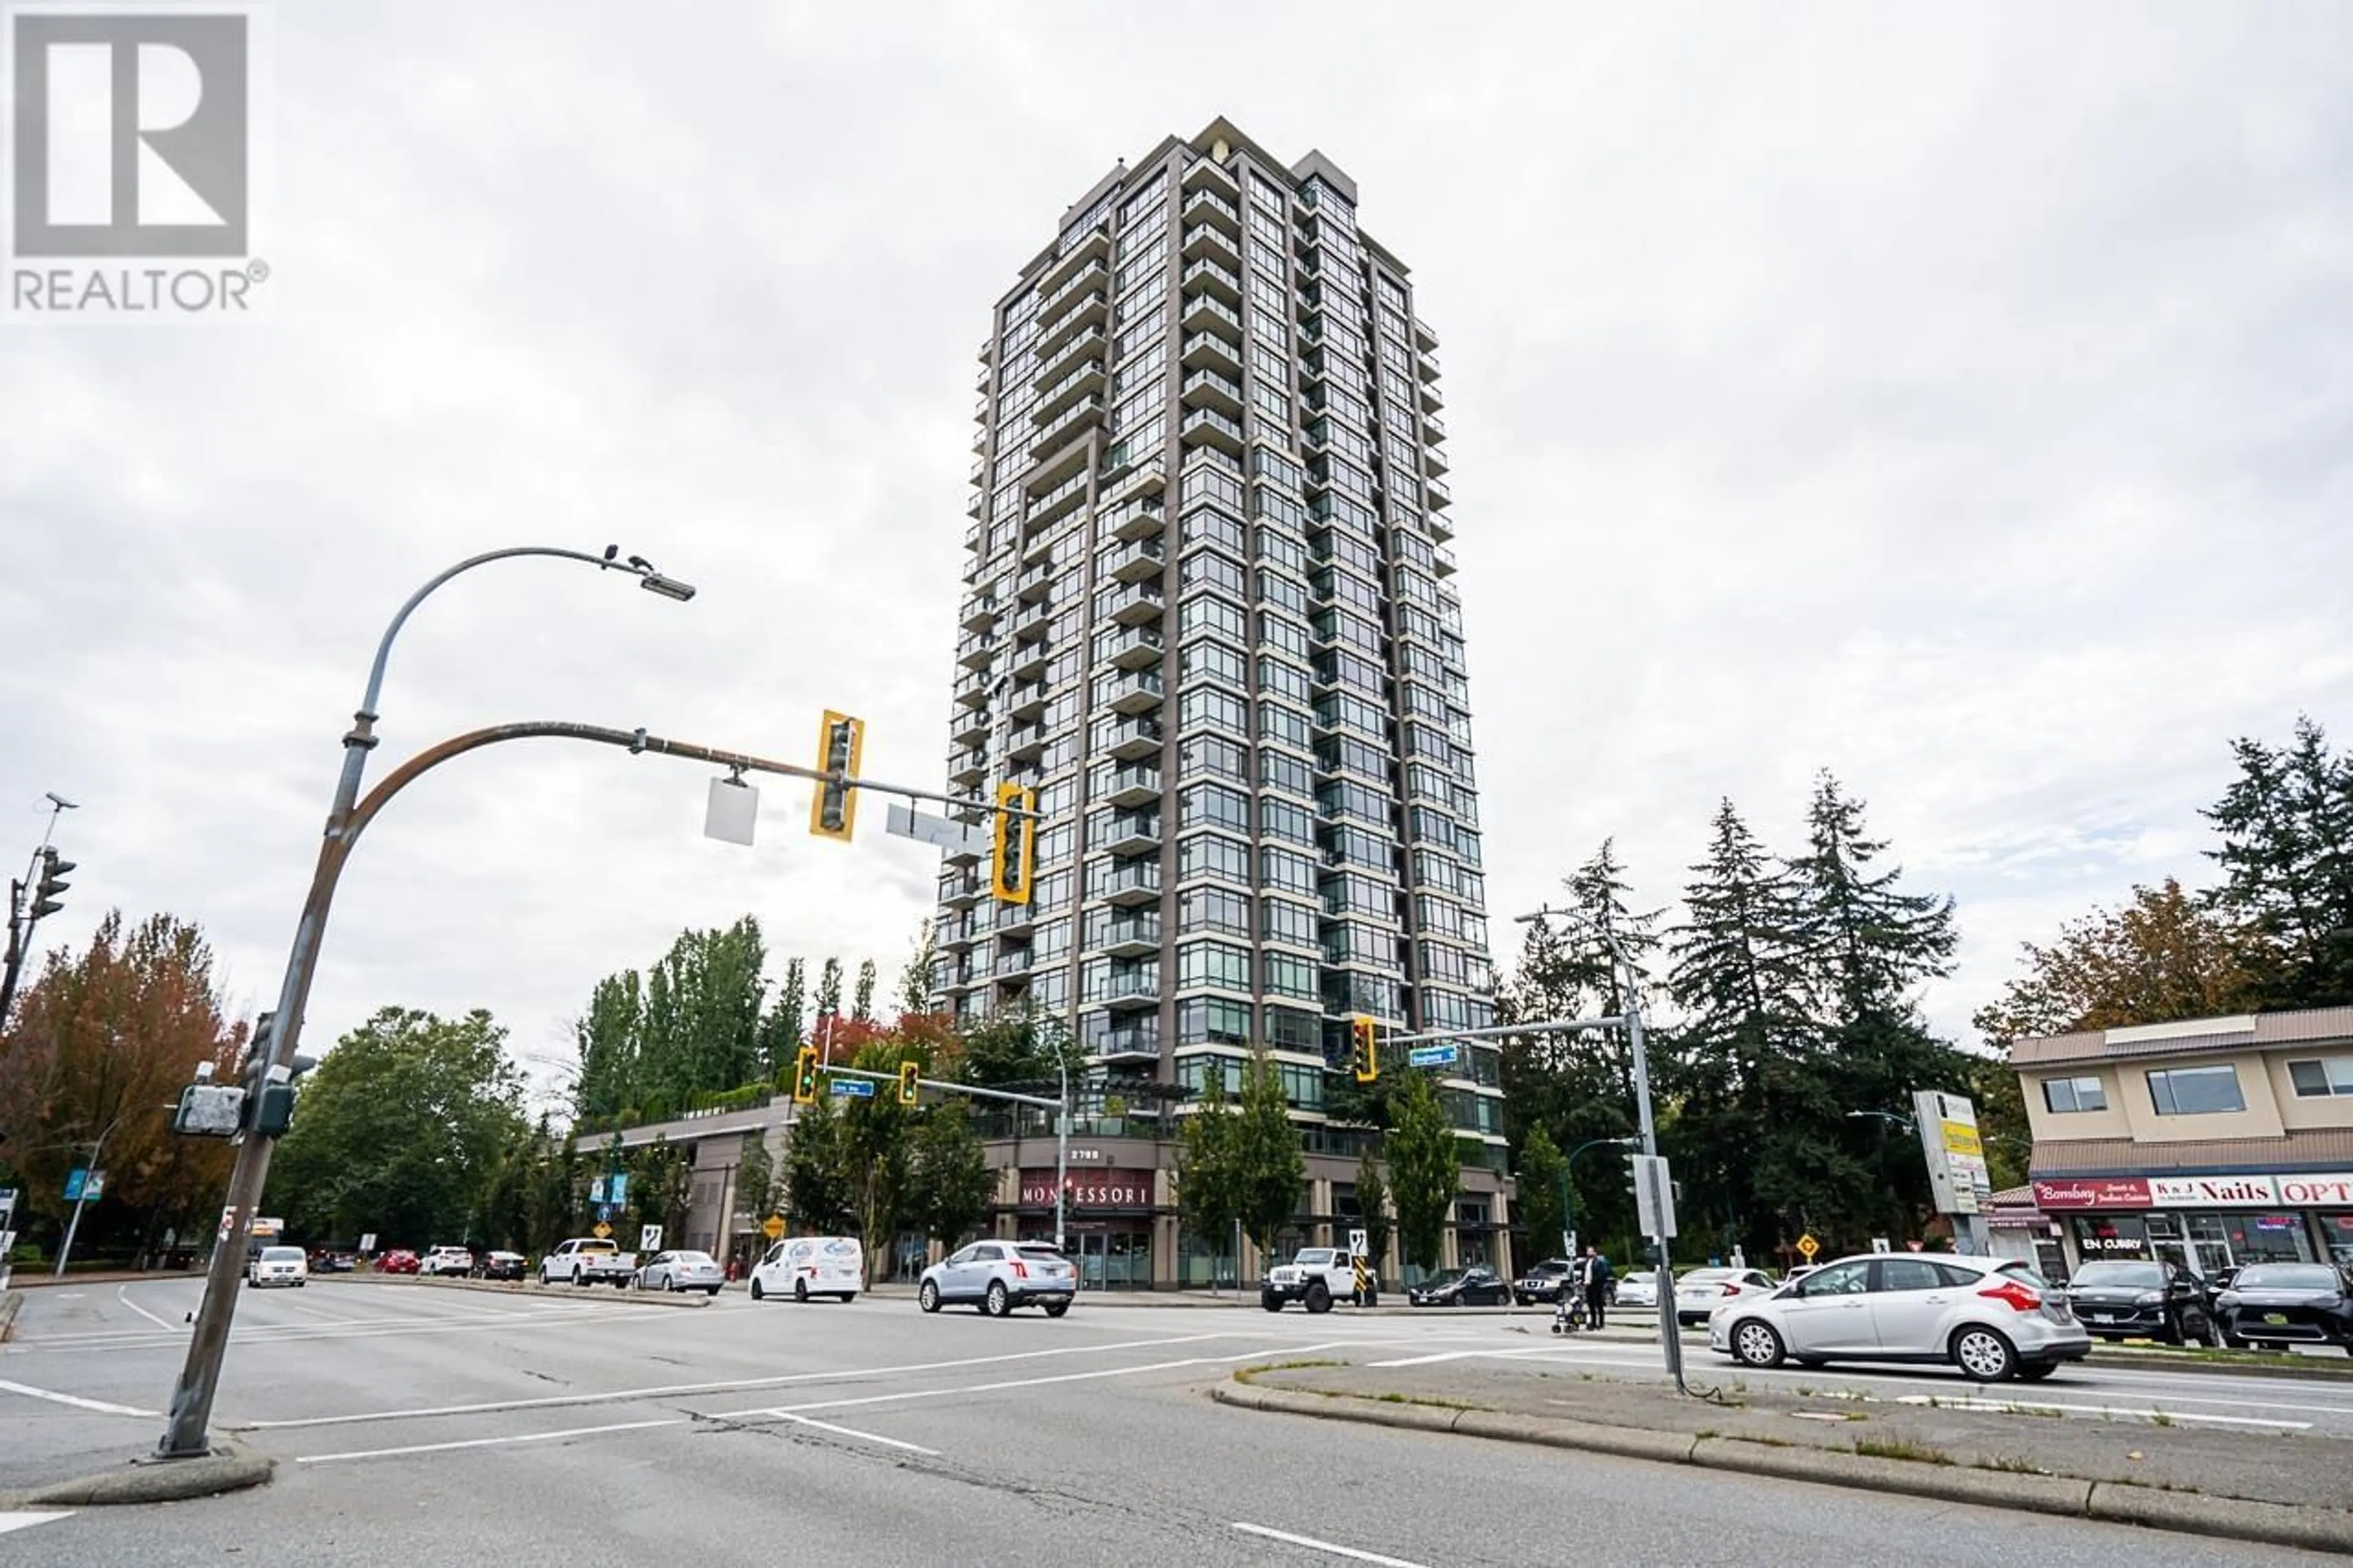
(1550, 1267, 1591, 1335)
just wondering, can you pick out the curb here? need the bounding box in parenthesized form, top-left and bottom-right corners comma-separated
(1, 1437, 273, 1508)
(311, 1274, 711, 1308)
(1210, 1383, 2353, 1557)
(0, 1290, 21, 1343)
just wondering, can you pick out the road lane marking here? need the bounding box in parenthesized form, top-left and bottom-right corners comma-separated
(774, 1414, 939, 1455)
(296, 1417, 686, 1464)
(0, 1379, 159, 1417)
(1367, 1345, 1574, 1368)
(114, 1287, 180, 1333)
(18, 1303, 677, 1355)
(1232, 1522, 1432, 1567)
(1890, 1393, 2311, 1428)
(732, 1347, 1327, 1422)
(0, 1512, 73, 1536)
(244, 1331, 1237, 1430)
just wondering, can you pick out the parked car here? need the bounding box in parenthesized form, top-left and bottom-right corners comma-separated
(2063, 1259, 2221, 1346)
(635, 1249, 725, 1295)
(308, 1250, 355, 1274)
(1262, 1247, 1375, 1312)
(376, 1249, 420, 1275)
(539, 1237, 637, 1288)
(474, 1250, 527, 1281)
(422, 1245, 475, 1278)
(246, 1245, 308, 1289)
(1615, 1269, 1662, 1309)
(2214, 1262, 2353, 1354)
(1408, 1267, 1511, 1308)
(917, 1240, 1075, 1317)
(1514, 1258, 1575, 1306)
(751, 1236, 865, 1303)
(1675, 1267, 1780, 1326)
(1711, 1252, 2089, 1382)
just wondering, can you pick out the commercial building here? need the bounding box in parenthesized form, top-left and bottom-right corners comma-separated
(931, 117, 1509, 1287)
(2012, 1006, 2353, 1277)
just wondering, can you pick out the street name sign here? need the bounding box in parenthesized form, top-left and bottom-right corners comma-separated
(1406, 1043, 1458, 1069)
(832, 1079, 876, 1099)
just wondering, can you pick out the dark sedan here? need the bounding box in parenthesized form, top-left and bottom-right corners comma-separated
(474, 1250, 528, 1281)
(2216, 1262, 2353, 1354)
(1409, 1267, 1511, 1307)
(2063, 1259, 2220, 1346)
(1514, 1259, 1574, 1306)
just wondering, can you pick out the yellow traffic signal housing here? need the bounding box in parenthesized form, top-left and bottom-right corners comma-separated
(792, 1045, 820, 1105)
(990, 781, 1037, 905)
(1351, 1015, 1379, 1083)
(897, 1061, 920, 1105)
(809, 711, 866, 841)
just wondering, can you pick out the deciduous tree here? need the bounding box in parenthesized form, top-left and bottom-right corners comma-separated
(1385, 1072, 1461, 1274)
(1232, 1050, 1306, 1259)
(906, 1100, 993, 1249)
(1972, 879, 2263, 1045)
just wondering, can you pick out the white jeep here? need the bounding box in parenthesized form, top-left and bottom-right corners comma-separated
(1261, 1246, 1376, 1312)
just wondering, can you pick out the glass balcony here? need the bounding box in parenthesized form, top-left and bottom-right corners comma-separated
(1006, 678, 1048, 722)
(1181, 154, 1238, 195)
(1104, 968, 1159, 1009)
(1424, 476, 1452, 510)
(966, 490, 986, 522)
(953, 668, 991, 706)
(1180, 329, 1242, 379)
(1036, 226, 1108, 295)
(1102, 762, 1162, 809)
(960, 593, 1000, 632)
(1035, 327, 1106, 390)
(955, 630, 996, 669)
(939, 869, 987, 908)
(1428, 507, 1454, 544)
(1009, 637, 1050, 681)
(1433, 543, 1458, 578)
(1037, 255, 1108, 330)
(1029, 393, 1105, 460)
(1180, 220, 1242, 271)
(1097, 912, 1161, 958)
(1105, 623, 1164, 671)
(1011, 597, 1051, 639)
(1091, 1021, 1159, 1064)
(1181, 256, 1242, 307)
(1101, 860, 1162, 906)
(1032, 356, 1107, 422)
(1102, 580, 1165, 628)
(1180, 290, 1243, 343)
(1180, 404, 1245, 456)
(1103, 536, 1165, 583)
(947, 749, 987, 789)
(995, 899, 1039, 939)
(1015, 559, 1055, 603)
(992, 947, 1033, 979)
(1180, 367, 1243, 417)
(1102, 714, 1163, 762)
(1099, 811, 1161, 857)
(1103, 667, 1163, 716)
(1103, 494, 1165, 543)
(953, 707, 993, 747)
(1005, 721, 1048, 763)
(1183, 185, 1241, 233)
(1424, 441, 1449, 479)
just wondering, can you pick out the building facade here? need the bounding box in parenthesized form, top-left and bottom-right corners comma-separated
(931, 118, 1509, 1287)
(2013, 1007, 2353, 1278)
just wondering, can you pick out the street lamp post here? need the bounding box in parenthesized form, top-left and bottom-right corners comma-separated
(156, 545, 694, 1462)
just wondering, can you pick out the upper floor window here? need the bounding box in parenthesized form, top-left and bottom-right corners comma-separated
(2146, 1064, 2245, 1117)
(2287, 1055, 2353, 1099)
(2042, 1075, 2107, 1114)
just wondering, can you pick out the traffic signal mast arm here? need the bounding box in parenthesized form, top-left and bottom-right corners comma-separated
(817, 1064, 1059, 1112)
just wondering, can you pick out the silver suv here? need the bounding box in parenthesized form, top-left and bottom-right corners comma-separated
(919, 1241, 1077, 1318)
(1709, 1252, 2090, 1382)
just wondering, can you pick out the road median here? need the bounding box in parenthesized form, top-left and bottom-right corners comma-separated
(1214, 1360, 2353, 1557)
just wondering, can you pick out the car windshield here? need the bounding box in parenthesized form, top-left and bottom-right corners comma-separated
(2069, 1261, 2162, 1288)
(1681, 1269, 1739, 1284)
(2234, 1265, 2341, 1291)
(261, 1247, 303, 1262)
(1017, 1245, 1069, 1263)
(1424, 1270, 1466, 1287)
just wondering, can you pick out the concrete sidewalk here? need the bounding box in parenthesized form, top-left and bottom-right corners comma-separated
(1218, 1357, 2353, 1556)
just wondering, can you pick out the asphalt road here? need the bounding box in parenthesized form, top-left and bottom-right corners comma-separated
(1, 1278, 2346, 1566)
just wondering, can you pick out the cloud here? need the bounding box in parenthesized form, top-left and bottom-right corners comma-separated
(2, 1, 2348, 1109)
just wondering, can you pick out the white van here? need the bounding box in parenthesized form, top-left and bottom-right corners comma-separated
(751, 1236, 863, 1303)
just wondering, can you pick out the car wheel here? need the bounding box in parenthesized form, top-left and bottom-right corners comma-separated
(985, 1280, 1011, 1318)
(1045, 1301, 1070, 1317)
(919, 1280, 941, 1313)
(1730, 1319, 1786, 1369)
(2015, 1362, 2059, 1381)
(838, 1293, 855, 1304)
(794, 1279, 809, 1303)
(572, 1268, 586, 1289)
(1261, 1293, 1284, 1312)
(1305, 1282, 1332, 1315)
(1952, 1325, 2018, 1383)
(708, 1287, 722, 1297)
(750, 1277, 765, 1301)
(669, 1278, 684, 1293)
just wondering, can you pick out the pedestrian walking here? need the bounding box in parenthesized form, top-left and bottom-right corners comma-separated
(1583, 1246, 1613, 1330)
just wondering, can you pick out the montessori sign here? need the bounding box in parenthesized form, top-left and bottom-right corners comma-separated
(1018, 1168, 1154, 1210)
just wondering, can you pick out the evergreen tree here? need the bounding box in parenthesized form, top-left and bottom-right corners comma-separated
(1232, 1050, 1307, 1259)
(760, 958, 807, 1079)
(898, 921, 939, 1017)
(572, 970, 642, 1118)
(1353, 1145, 1392, 1276)
(1514, 1124, 1569, 1262)
(2203, 716, 2353, 1009)
(1788, 772, 1957, 1023)
(815, 956, 844, 1021)
(783, 1093, 854, 1233)
(1386, 1072, 1461, 1274)
(852, 959, 878, 1021)
(1665, 798, 1813, 1257)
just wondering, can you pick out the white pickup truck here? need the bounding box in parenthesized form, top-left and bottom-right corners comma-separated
(539, 1237, 637, 1289)
(1261, 1246, 1377, 1312)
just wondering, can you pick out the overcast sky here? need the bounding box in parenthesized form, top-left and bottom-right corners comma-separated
(3, 2, 2347, 1104)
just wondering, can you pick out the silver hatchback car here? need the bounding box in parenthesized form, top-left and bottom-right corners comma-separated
(1710, 1252, 2090, 1382)
(919, 1240, 1077, 1317)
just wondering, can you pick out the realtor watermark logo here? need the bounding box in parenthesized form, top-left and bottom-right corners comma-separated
(4, 2, 271, 320)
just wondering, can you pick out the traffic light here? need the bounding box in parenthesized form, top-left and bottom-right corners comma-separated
(897, 1060, 920, 1106)
(31, 847, 72, 920)
(990, 782, 1036, 905)
(1351, 1015, 1379, 1084)
(792, 1045, 820, 1105)
(808, 710, 866, 842)
(233, 1013, 317, 1138)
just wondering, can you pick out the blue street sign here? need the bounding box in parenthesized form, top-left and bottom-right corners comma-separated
(63, 1168, 88, 1202)
(1407, 1044, 1460, 1069)
(832, 1078, 876, 1099)
(597, 1203, 615, 1222)
(589, 1177, 607, 1204)
(608, 1173, 629, 1206)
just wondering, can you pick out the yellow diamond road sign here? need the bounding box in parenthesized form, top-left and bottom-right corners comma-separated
(762, 1214, 785, 1240)
(592, 1221, 612, 1240)
(1796, 1233, 1820, 1260)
